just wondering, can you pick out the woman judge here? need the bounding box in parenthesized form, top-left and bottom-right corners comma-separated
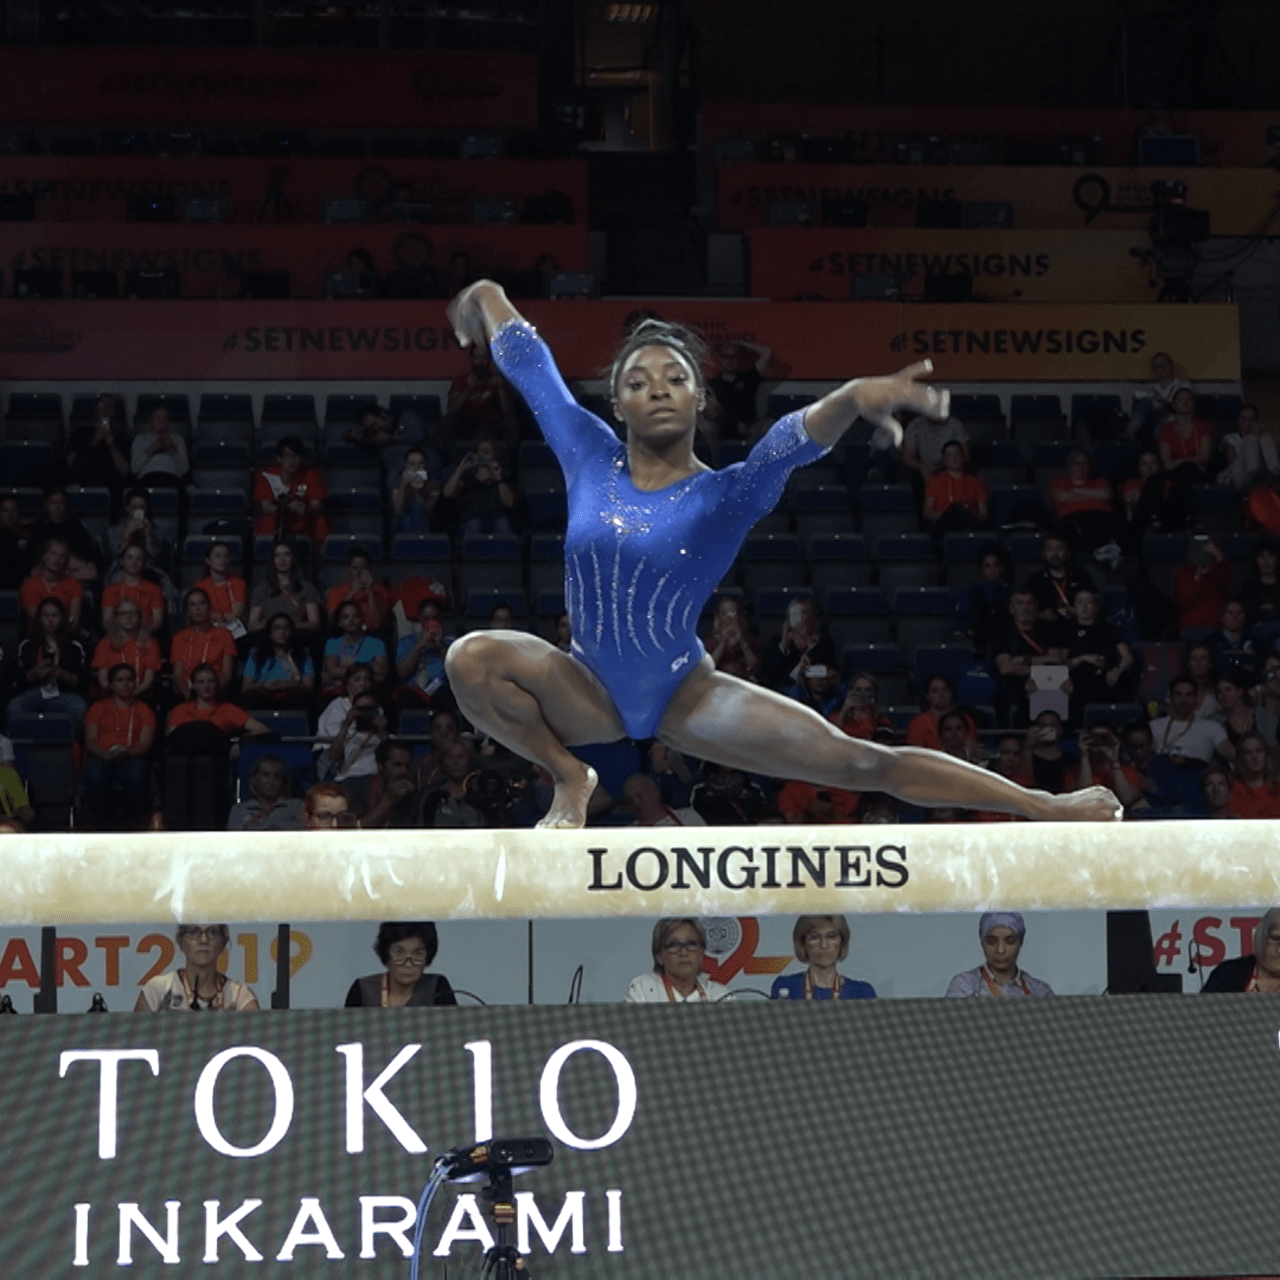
(443, 279, 1122, 828)
(344, 921, 457, 1007)
(770, 915, 875, 1001)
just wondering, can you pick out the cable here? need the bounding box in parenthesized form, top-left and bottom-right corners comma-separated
(566, 963, 584, 1004)
(409, 1163, 448, 1280)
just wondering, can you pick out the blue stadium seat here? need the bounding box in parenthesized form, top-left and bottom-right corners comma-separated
(0, 486, 42, 518)
(0, 441, 55, 486)
(1010, 395, 1063, 420)
(1141, 532, 1190, 597)
(767, 392, 817, 418)
(66, 486, 112, 539)
(327, 488, 383, 539)
(322, 533, 384, 563)
(535, 588, 566, 619)
(808, 533, 873, 602)
(894, 587, 958, 654)
(1190, 485, 1241, 536)
(1070, 394, 1124, 436)
(875, 533, 938, 597)
(398, 709, 435, 737)
(324, 394, 376, 424)
(912, 642, 977, 695)
(719, 441, 750, 465)
(262, 394, 317, 425)
(192, 441, 253, 467)
(529, 534, 565, 600)
(825, 587, 891, 649)
(7, 711, 75, 742)
(950, 394, 1002, 419)
(941, 531, 992, 593)
(1093, 441, 1141, 482)
(0, 590, 20, 655)
(840, 643, 905, 675)
(526, 491, 568, 531)
(793, 487, 855, 542)
(189, 489, 250, 520)
(741, 534, 806, 598)
(989, 485, 1046, 527)
(1196, 393, 1243, 425)
(1082, 703, 1143, 729)
(857, 485, 918, 537)
(971, 442, 1027, 488)
(1008, 531, 1046, 584)
(251, 709, 311, 738)
(464, 588, 528, 623)
(388, 394, 442, 422)
(136, 393, 192, 429)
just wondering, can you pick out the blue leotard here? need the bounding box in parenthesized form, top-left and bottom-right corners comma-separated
(491, 319, 829, 739)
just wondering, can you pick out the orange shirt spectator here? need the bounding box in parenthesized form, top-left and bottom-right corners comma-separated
(92, 634, 162, 685)
(20, 572, 83, 622)
(325, 581, 389, 632)
(1048, 474, 1113, 519)
(1246, 485, 1280, 536)
(1228, 778, 1280, 819)
(923, 470, 988, 520)
(1157, 416, 1214, 465)
(171, 625, 237, 685)
(168, 700, 251, 735)
(102, 579, 165, 630)
(1174, 560, 1233, 631)
(775, 780, 860, 823)
(85, 695, 156, 754)
(394, 576, 451, 618)
(252, 436, 330, 543)
(906, 709, 977, 751)
(193, 574, 247, 626)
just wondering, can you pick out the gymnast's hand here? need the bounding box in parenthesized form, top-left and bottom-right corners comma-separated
(806, 358, 949, 449)
(447, 279, 520, 350)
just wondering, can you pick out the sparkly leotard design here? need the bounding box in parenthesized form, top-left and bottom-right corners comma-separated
(491, 319, 828, 739)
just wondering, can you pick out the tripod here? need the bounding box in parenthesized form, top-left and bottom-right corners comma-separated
(480, 1168, 530, 1279)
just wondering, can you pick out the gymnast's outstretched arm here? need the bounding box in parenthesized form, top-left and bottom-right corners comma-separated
(803, 359, 950, 450)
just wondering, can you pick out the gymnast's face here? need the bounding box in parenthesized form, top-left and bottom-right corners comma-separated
(613, 344, 706, 443)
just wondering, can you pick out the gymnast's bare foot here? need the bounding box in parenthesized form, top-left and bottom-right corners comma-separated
(537, 765, 599, 829)
(1041, 785, 1124, 823)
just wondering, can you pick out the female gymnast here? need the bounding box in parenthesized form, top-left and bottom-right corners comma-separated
(445, 280, 1123, 828)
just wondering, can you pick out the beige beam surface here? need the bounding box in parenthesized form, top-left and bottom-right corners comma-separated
(2, 822, 1278, 926)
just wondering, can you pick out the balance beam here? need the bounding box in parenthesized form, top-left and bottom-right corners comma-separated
(1, 821, 1277, 926)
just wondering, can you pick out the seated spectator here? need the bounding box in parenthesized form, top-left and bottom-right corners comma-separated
(1202, 909, 1280, 992)
(1127, 351, 1189, 448)
(303, 781, 353, 829)
(395, 597, 453, 712)
(345, 402, 428, 479)
(227, 754, 305, 831)
(1212, 671, 1259, 744)
(246, 542, 323, 642)
(995, 589, 1067, 726)
(706, 340, 770, 442)
(322, 601, 389, 699)
(66, 393, 131, 494)
(362, 740, 421, 829)
(82, 664, 156, 830)
(32, 487, 99, 584)
(345, 921, 457, 1007)
(252, 436, 329, 544)
(393, 575, 451, 628)
(1017, 709, 1072, 794)
(624, 918, 728, 1003)
(1048, 449, 1120, 555)
(390, 446, 440, 535)
(241, 614, 316, 712)
(1120, 719, 1191, 814)
(703, 596, 760, 682)
(971, 734, 1033, 823)
(130, 404, 189, 490)
(1173, 535, 1232, 633)
(10, 597, 88, 731)
(488, 602, 517, 630)
(446, 342, 517, 452)
(324, 546, 388, 634)
(1185, 643, 1220, 719)
(1240, 540, 1280, 648)
(1251, 653, 1280, 748)
(1062, 589, 1133, 724)
(171, 588, 237, 698)
(417, 708, 462, 792)
(689, 761, 770, 825)
(1205, 600, 1257, 682)
(945, 912, 1054, 997)
(1150, 676, 1233, 767)
(1068, 722, 1144, 811)
(785, 661, 845, 716)
(937, 708, 984, 764)
(828, 671, 894, 742)
(1227, 733, 1280, 819)
(1200, 764, 1235, 819)
(957, 543, 1011, 654)
(92, 598, 161, 700)
(1024, 535, 1095, 625)
(0, 494, 33, 591)
(102, 543, 165, 636)
(1217, 403, 1278, 492)
(134, 925, 258, 1012)
(901, 409, 969, 495)
(20, 539, 84, 633)
(0, 735, 36, 831)
(193, 540, 247, 636)
(1133, 388, 1213, 531)
(444, 437, 516, 537)
(860, 793, 900, 823)
(1119, 450, 1163, 547)
(771, 915, 875, 1001)
(168, 664, 269, 738)
(907, 674, 976, 751)
(420, 740, 484, 827)
(619, 772, 705, 826)
(1245, 473, 1280, 537)
(315, 674, 387, 812)
(760, 596, 836, 691)
(103, 487, 171, 569)
(775, 776, 859, 824)
(922, 439, 988, 542)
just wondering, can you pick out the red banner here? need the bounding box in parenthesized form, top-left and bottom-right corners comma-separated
(0, 47, 536, 130)
(0, 223, 587, 299)
(718, 163, 1280, 235)
(0, 157, 587, 224)
(703, 103, 1280, 168)
(0, 300, 1240, 383)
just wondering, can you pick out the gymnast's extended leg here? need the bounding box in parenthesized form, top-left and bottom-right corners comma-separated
(445, 631, 627, 827)
(658, 659, 1123, 822)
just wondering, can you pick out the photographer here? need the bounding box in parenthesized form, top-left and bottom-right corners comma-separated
(420, 740, 485, 827)
(315, 666, 386, 812)
(66, 394, 131, 495)
(391, 447, 441, 535)
(395, 597, 453, 713)
(104, 489, 171, 570)
(442, 437, 516, 537)
(130, 404, 189, 490)
(252, 436, 329, 544)
(703, 596, 760, 681)
(829, 671, 894, 742)
(761, 595, 836, 691)
(361, 740, 421, 829)
(1068, 722, 1143, 810)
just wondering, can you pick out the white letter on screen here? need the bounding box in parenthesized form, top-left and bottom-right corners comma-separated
(606, 1189, 624, 1252)
(60, 1049, 159, 1160)
(116, 1202, 180, 1265)
(194, 1047, 294, 1158)
(516, 1191, 586, 1255)
(203, 1199, 264, 1262)
(335, 1043, 427, 1154)
(275, 1198, 345, 1261)
(359, 1196, 417, 1259)
(432, 1195, 495, 1257)
(538, 1040, 637, 1150)
(72, 1203, 90, 1267)
(464, 1040, 493, 1143)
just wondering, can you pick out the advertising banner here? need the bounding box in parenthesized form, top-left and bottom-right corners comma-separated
(0, 157, 589, 224)
(718, 162, 1280, 235)
(747, 227, 1154, 302)
(703, 102, 1280, 167)
(3, 1002, 1280, 1275)
(0, 223, 588, 299)
(0, 47, 537, 130)
(0, 299, 1240, 382)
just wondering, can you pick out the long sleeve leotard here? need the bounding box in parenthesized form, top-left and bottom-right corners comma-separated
(490, 319, 829, 739)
